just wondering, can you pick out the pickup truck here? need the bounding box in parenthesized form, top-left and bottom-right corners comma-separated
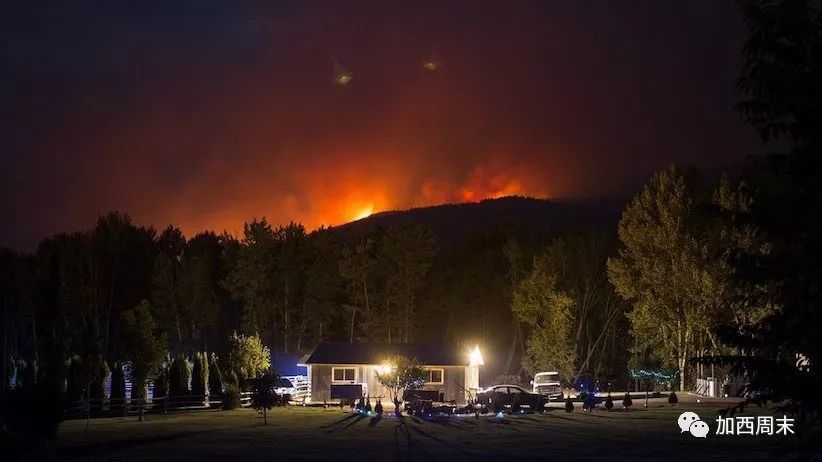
(531, 371, 563, 400)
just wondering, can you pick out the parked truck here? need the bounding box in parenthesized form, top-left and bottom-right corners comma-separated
(531, 372, 562, 400)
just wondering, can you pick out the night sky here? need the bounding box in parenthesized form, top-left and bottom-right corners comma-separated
(1, 1, 759, 250)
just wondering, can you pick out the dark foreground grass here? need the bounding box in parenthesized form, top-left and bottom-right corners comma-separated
(29, 403, 813, 461)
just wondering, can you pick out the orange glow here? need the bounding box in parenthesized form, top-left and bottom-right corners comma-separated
(352, 205, 374, 221)
(161, 155, 553, 240)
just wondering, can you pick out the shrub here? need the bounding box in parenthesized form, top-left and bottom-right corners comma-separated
(564, 395, 574, 413)
(208, 353, 223, 395)
(605, 393, 614, 411)
(110, 362, 126, 414)
(623, 392, 633, 410)
(668, 392, 678, 406)
(374, 399, 383, 416)
(191, 352, 208, 399)
(223, 383, 241, 410)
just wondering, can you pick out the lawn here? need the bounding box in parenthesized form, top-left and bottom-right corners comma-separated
(32, 401, 808, 461)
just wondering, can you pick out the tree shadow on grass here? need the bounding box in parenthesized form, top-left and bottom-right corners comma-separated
(319, 412, 361, 431)
(325, 414, 367, 433)
(424, 416, 473, 431)
(58, 430, 217, 460)
(394, 417, 433, 461)
(368, 416, 381, 428)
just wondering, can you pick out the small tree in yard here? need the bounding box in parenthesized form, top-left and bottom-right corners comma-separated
(169, 356, 191, 397)
(564, 395, 574, 413)
(605, 393, 614, 411)
(250, 374, 278, 424)
(208, 353, 223, 395)
(191, 352, 209, 401)
(668, 392, 678, 406)
(120, 301, 167, 421)
(375, 355, 426, 417)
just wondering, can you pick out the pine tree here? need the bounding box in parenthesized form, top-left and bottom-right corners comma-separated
(191, 352, 209, 400)
(208, 353, 223, 395)
(169, 356, 191, 397)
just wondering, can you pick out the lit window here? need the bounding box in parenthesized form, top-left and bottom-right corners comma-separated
(426, 368, 444, 384)
(332, 367, 356, 382)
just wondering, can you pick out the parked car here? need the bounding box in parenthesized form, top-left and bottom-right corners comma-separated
(275, 375, 310, 403)
(476, 384, 550, 413)
(531, 371, 562, 400)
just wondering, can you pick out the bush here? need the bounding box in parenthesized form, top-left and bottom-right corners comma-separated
(191, 352, 208, 399)
(605, 393, 614, 411)
(7, 380, 64, 440)
(564, 395, 574, 413)
(623, 392, 633, 410)
(223, 383, 241, 410)
(208, 353, 223, 395)
(668, 392, 678, 406)
(110, 362, 126, 414)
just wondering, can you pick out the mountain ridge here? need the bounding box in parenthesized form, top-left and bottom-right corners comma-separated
(331, 196, 624, 246)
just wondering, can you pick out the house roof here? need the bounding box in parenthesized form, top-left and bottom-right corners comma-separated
(304, 341, 468, 366)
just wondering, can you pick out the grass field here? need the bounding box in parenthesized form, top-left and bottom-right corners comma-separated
(29, 400, 812, 461)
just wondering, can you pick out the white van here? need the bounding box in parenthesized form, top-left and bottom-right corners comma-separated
(531, 372, 562, 399)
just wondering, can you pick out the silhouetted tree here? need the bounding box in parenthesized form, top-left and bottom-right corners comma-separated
(191, 351, 208, 400)
(120, 301, 166, 421)
(250, 374, 277, 424)
(208, 352, 223, 396)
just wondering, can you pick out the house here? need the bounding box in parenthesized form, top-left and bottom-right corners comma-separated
(301, 342, 484, 405)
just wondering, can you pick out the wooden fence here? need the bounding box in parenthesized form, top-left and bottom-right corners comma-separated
(64, 392, 254, 419)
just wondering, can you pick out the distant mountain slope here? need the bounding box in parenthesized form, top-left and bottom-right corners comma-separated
(332, 196, 623, 246)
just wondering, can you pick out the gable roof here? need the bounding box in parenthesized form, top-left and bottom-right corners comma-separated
(304, 342, 467, 366)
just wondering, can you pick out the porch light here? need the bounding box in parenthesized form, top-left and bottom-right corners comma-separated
(377, 362, 393, 375)
(469, 345, 484, 366)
